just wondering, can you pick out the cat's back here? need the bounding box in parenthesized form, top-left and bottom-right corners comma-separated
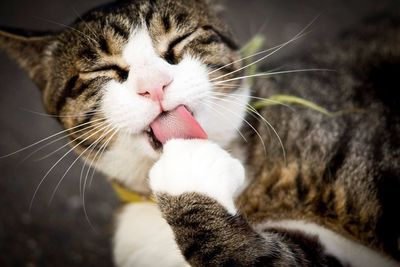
(238, 14, 400, 262)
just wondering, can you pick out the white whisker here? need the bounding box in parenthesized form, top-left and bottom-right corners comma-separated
(213, 68, 334, 85)
(0, 117, 107, 159)
(88, 129, 118, 187)
(202, 98, 267, 156)
(20, 107, 102, 118)
(246, 103, 287, 165)
(81, 126, 116, 194)
(21, 120, 107, 163)
(208, 94, 273, 140)
(212, 92, 295, 111)
(48, 126, 115, 205)
(200, 101, 247, 142)
(34, 120, 108, 161)
(208, 94, 287, 164)
(209, 20, 316, 82)
(82, 129, 118, 232)
(29, 123, 111, 212)
(207, 32, 308, 76)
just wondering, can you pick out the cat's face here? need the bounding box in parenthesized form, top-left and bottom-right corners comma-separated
(0, 0, 248, 189)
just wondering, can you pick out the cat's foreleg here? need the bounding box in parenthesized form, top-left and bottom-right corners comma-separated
(148, 140, 297, 266)
(149, 139, 399, 267)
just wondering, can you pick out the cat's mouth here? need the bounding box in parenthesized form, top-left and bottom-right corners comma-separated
(145, 127, 163, 151)
(144, 105, 208, 151)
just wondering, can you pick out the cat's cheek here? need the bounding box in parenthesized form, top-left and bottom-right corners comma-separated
(148, 139, 245, 215)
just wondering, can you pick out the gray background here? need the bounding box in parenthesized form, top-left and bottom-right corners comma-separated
(0, 0, 398, 266)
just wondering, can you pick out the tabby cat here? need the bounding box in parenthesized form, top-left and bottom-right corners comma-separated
(1, 0, 399, 266)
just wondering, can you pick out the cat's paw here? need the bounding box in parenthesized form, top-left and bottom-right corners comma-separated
(149, 139, 245, 214)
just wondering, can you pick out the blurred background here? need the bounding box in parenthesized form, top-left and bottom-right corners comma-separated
(0, 0, 399, 266)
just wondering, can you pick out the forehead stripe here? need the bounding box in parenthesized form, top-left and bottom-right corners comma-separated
(109, 22, 131, 40)
(202, 25, 238, 50)
(55, 75, 79, 114)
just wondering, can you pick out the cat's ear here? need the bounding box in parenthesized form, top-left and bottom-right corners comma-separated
(0, 27, 55, 89)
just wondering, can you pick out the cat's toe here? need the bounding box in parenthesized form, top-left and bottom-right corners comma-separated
(149, 139, 245, 214)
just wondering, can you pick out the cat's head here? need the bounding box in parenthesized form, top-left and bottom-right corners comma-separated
(0, 0, 248, 190)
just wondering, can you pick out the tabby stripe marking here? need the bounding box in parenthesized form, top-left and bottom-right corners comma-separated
(79, 47, 98, 61)
(84, 87, 100, 102)
(174, 12, 188, 25)
(182, 232, 209, 260)
(202, 25, 238, 50)
(145, 7, 155, 27)
(109, 22, 130, 40)
(81, 108, 98, 126)
(164, 30, 197, 64)
(197, 35, 222, 46)
(322, 125, 352, 182)
(295, 172, 309, 202)
(56, 77, 106, 114)
(56, 75, 79, 113)
(69, 78, 94, 99)
(162, 14, 171, 32)
(98, 36, 111, 54)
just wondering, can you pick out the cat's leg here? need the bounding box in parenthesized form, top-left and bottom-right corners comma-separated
(149, 140, 345, 267)
(113, 202, 189, 267)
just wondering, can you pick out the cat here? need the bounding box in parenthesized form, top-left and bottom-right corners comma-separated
(1, 0, 399, 266)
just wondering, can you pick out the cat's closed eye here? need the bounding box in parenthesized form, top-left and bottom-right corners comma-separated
(163, 26, 231, 65)
(81, 65, 129, 82)
(164, 30, 197, 64)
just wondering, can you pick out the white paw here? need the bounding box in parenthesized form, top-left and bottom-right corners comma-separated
(149, 139, 245, 215)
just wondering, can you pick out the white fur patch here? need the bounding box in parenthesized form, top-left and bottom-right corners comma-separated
(94, 133, 158, 193)
(149, 139, 245, 215)
(261, 220, 400, 267)
(114, 203, 189, 267)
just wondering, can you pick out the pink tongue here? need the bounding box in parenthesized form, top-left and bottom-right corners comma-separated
(150, 106, 207, 144)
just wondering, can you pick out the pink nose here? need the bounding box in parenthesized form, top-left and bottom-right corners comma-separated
(137, 70, 172, 102)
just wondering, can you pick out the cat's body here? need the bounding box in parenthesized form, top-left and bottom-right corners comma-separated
(239, 15, 400, 260)
(0, 0, 399, 266)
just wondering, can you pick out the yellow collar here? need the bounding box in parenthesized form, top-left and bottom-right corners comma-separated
(111, 181, 155, 203)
